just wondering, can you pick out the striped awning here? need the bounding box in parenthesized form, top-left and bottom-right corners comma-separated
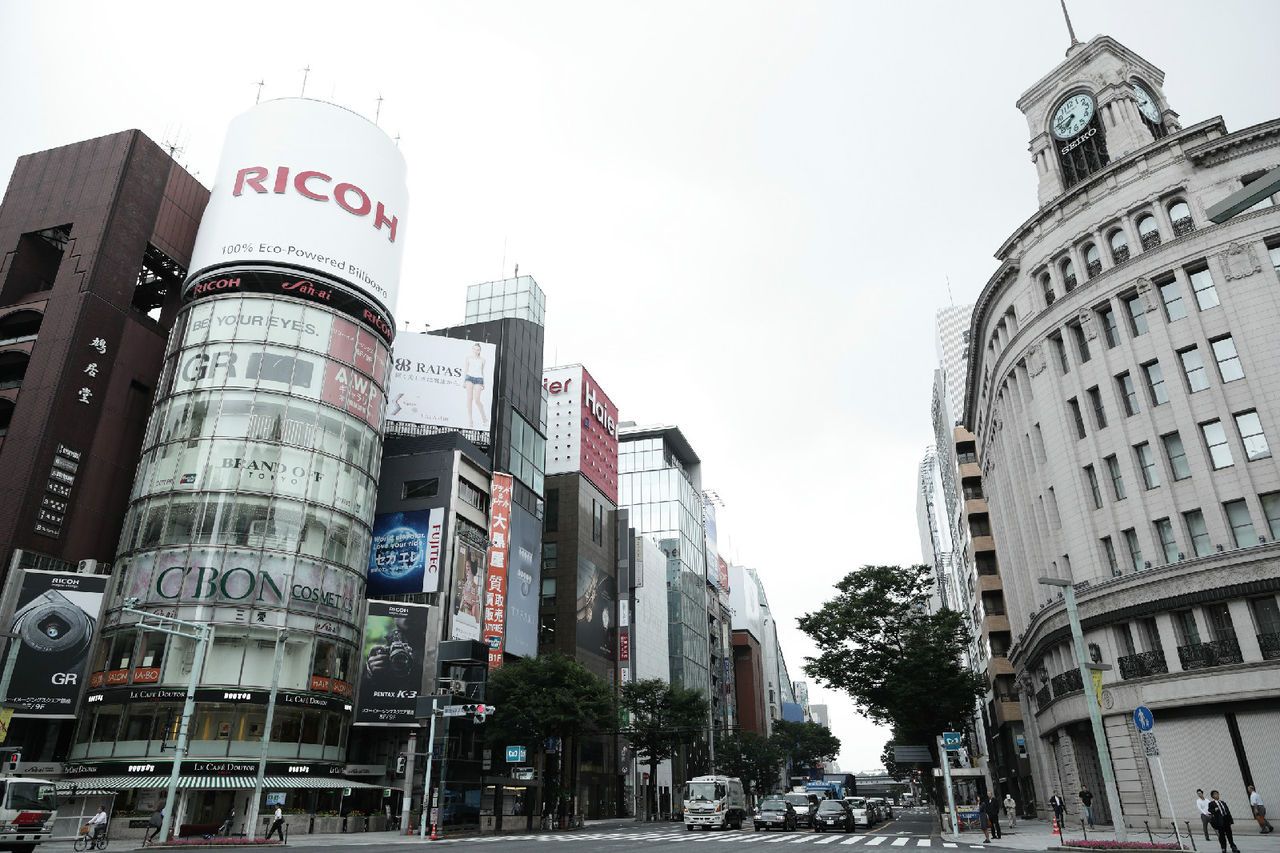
(56, 776, 389, 792)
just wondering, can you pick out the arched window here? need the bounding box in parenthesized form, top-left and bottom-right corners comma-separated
(1084, 244, 1102, 279)
(1131, 80, 1168, 141)
(1052, 91, 1110, 189)
(1137, 214, 1161, 251)
(1109, 229, 1130, 264)
(0, 310, 42, 346)
(1042, 272, 1055, 306)
(1061, 259, 1077, 292)
(1168, 200, 1194, 236)
(0, 352, 29, 391)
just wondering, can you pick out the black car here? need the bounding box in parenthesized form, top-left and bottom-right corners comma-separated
(754, 797, 797, 831)
(783, 793, 820, 828)
(814, 799, 857, 832)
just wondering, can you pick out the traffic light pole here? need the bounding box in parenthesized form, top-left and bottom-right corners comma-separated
(420, 698, 440, 838)
(401, 731, 416, 832)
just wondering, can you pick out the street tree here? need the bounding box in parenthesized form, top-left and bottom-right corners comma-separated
(797, 564, 986, 756)
(716, 730, 784, 801)
(769, 719, 841, 779)
(620, 678, 709, 820)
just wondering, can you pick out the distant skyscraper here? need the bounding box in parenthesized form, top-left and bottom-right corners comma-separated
(934, 304, 973, 426)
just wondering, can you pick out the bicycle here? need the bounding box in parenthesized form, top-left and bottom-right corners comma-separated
(73, 828, 109, 851)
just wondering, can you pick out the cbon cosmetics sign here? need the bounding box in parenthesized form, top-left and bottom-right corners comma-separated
(187, 99, 409, 318)
(542, 365, 619, 503)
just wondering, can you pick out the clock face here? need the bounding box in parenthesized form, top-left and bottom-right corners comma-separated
(1052, 93, 1095, 140)
(1131, 83, 1161, 123)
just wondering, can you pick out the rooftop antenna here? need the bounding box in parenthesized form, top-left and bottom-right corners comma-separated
(301, 65, 311, 97)
(394, 132, 401, 148)
(1059, 0, 1080, 48)
(514, 263, 519, 279)
(253, 80, 265, 105)
(375, 94, 384, 126)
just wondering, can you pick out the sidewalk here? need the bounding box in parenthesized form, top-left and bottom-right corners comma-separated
(969, 815, 1280, 852)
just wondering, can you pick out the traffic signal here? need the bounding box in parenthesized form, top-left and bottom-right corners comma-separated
(7, 750, 21, 772)
(395, 754, 406, 774)
(461, 704, 488, 714)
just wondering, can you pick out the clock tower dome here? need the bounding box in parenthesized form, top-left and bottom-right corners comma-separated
(1017, 35, 1181, 206)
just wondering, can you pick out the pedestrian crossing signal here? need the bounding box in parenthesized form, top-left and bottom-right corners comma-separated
(6, 751, 20, 772)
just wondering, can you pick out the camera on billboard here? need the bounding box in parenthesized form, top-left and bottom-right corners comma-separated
(386, 630, 414, 677)
(247, 353, 314, 388)
(11, 589, 95, 663)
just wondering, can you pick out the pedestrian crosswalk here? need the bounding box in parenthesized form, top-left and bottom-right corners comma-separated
(439, 830, 983, 848)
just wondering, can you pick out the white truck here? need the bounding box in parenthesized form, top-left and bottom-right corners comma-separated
(0, 778, 57, 853)
(682, 775, 747, 831)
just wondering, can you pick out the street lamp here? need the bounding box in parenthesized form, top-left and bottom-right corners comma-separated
(121, 598, 211, 846)
(1037, 578, 1126, 842)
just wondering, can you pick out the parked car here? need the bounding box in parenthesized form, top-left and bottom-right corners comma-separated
(845, 796, 873, 827)
(754, 796, 798, 831)
(869, 797, 893, 819)
(783, 792, 820, 828)
(814, 799, 857, 832)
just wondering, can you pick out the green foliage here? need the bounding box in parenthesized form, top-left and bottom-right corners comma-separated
(798, 564, 986, 747)
(717, 730, 784, 798)
(620, 678, 709, 818)
(483, 653, 617, 749)
(769, 720, 841, 773)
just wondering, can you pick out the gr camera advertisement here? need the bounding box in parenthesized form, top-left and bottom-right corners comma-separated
(6, 570, 107, 717)
(366, 508, 444, 595)
(386, 334, 496, 439)
(354, 600, 429, 725)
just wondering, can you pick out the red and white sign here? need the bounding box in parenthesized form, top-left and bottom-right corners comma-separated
(188, 99, 409, 317)
(484, 473, 514, 669)
(717, 555, 730, 594)
(542, 365, 619, 503)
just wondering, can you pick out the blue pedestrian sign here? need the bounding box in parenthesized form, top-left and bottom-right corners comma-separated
(1133, 706, 1155, 732)
(506, 745, 527, 763)
(942, 732, 963, 750)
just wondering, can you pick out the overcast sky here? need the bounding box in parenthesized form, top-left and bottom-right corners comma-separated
(3, 1, 1278, 773)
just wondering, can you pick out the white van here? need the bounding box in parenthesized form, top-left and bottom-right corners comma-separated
(683, 775, 747, 830)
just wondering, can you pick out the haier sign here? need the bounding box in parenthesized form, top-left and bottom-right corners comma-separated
(542, 365, 619, 503)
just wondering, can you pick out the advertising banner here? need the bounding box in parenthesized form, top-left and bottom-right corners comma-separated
(451, 541, 485, 642)
(367, 508, 444, 595)
(717, 555, 730, 595)
(354, 600, 429, 725)
(187, 99, 409, 318)
(502, 505, 541, 659)
(386, 335, 496, 439)
(576, 557, 616, 660)
(483, 473, 513, 668)
(6, 571, 107, 717)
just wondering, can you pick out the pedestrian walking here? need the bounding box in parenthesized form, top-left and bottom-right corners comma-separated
(1079, 785, 1095, 828)
(266, 805, 285, 841)
(145, 809, 164, 845)
(1249, 785, 1274, 833)
(1049, 791, 1066, 829)
(1197, 790, 1213, 841)
(1003, 794, 1016, 828)
(220, 807, 235, 837)
(984, 794, 1003, 839)
(1208, 790, 1240, 853)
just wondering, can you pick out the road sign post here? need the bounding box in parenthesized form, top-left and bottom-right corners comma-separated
(938, 734, 962, 842)
(1133, 708, 1183, 849)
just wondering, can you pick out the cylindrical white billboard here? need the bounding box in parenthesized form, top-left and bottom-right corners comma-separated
(188, 99, 409, 317)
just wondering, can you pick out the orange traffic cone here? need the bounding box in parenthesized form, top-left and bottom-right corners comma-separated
(1052, 818, 1061, 835)
(430, 823, 438, 841)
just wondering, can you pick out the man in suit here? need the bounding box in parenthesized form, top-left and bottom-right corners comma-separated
(1049, 791, 1066, 828)
(984, 794, 1003, 839)
(1208, 790, 1240, 853)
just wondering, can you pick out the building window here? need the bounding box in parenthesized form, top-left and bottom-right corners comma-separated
(1184, 509, 1212, 557)
(1169, 200, 1194, 236)
(457, 478, 488, 512)
(1099, 305, 1121, 348)
(1271, 244, 1280, 275)
(541, 542, 558, 570)
(1261, 492, 1280, 540)
(1143, 361, 1169, 405)
(1211, 336, 1245, 382)
(1155, 518, 1178, 563)
(1123, 527, 1143, 571)
(1116, 372, 1140, 416)
(538, 613, 556, 646)
(1042, 272, 1056, 305)
(1234, 411, 1271, 461)
(1061, 258, 1078, 292)
(1253, 597, 1280, 637)
(1137, 214, 1161, 250)
(1225, 499, 1258, 547)
(540, 577, 557, 607)
(1135, 442, 1160, 489)
(402, 478, 439, 500)
(1205, 602, 1238, 641)
(1180, 347, 1210, 393)
(1051, 333, 1070, 374)
(1201, 420, 1234, 469)
(1085, 244, 1102, 279)
(1173, 609, 1201, 646)
(1106, 454, 1126, 500)
(1068, 398, 1087, 439)
(591, 499, 604, 545)
(1087, 386, 1107, 429)
(1159, 279, 1187, 322)
(1111, 229, 1131, 264)
(1124, 294, 1148, 336)
(1071, 323, 1091, 363)
(1084, 465, 1103, 509)
(1163, 432, 1192, 480)
(1101, 536, 1120, 576)
(1188, 266, 1219, 310)
(544, 488, 559, 533)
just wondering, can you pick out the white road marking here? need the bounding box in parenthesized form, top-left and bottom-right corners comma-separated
(840, 835, 866, 844)
(891, 838, 910, 846)
(916, 840, 933, 847)
(943, 843, 958, 848)
(865, 837, 888, 846)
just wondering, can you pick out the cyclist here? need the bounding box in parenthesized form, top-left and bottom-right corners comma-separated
(86, 806, 109, 842)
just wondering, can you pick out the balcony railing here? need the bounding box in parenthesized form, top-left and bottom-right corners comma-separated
(1034, 685, 1052, 709)
(1064, 274, 1078, 292)
(1113, 245, 1131, 264)
(1140, 231, 1162, 251)
(1172, 216, 1195, 237)
(1118, 650, 1169, 680)
(1086, 260, 1103, 279)
(1051, 668, 1083, 698)
(1257, 632, 1280, 661)
(1177, 637, 1243, 670)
